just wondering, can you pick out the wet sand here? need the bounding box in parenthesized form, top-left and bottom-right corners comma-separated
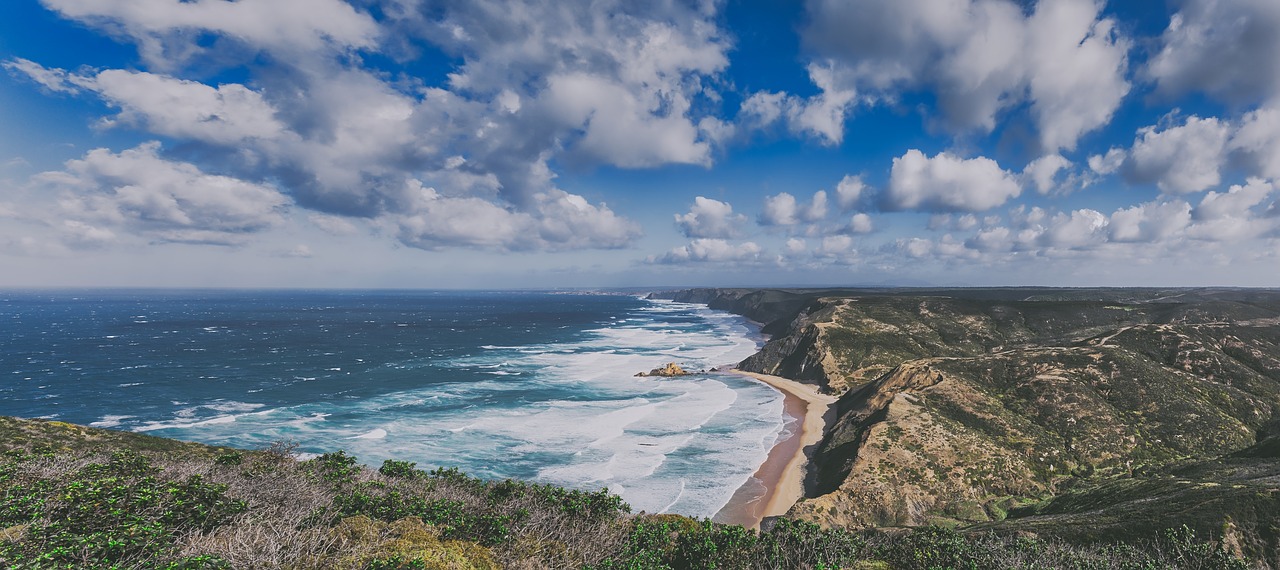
(713, 370, 836, 529)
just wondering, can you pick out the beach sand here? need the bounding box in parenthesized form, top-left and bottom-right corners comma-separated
(713, 370, 837, 529)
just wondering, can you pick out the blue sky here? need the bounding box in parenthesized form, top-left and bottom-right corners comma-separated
(1, 0, 1278, 288)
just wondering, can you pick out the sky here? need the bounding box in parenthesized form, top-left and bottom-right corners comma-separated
(0, 0, 1278, 289)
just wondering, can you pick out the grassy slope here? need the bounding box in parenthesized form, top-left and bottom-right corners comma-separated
(0, 416, 1254, 569)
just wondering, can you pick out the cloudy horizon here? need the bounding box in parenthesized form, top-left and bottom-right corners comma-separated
(1, 0, 1278, 288)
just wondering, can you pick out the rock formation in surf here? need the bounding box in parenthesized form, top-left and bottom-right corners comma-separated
(635, 362, 691, 377)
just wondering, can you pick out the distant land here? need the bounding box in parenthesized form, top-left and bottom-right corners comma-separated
(651, 287, 1280, 566)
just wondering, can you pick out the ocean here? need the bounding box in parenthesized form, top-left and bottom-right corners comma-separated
(0, 290, 787, 518)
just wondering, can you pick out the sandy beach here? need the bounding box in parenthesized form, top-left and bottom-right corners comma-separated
(713, 370, 837, 529)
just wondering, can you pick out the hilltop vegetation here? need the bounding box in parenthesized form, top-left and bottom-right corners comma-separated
(0, 417, 1252, 569)
(660, 288, 1280, 567)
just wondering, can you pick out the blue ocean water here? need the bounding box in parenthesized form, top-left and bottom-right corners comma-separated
(0, 290, 786, 517)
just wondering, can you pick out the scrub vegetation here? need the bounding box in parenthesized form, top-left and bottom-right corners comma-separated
(0, 417, 1251, 569)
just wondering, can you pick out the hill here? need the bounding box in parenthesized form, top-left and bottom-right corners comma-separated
(655, 287, 1280, 567)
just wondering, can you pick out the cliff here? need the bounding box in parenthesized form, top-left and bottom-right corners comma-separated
(660, 287, 1280, 567)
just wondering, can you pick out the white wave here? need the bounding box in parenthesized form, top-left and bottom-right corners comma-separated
(351, 428, 387, 440)
(205, 401, 265, 414)
(129, 296, 782, 520)
(90, 415, 134, 428)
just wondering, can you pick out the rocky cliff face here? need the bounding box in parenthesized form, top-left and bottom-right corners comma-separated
(662, 287, 1280, 567)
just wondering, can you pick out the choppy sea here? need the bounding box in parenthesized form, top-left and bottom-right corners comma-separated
(0, 290, 787, 518)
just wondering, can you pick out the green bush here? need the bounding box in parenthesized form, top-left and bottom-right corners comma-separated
(379, 459, 419, 479)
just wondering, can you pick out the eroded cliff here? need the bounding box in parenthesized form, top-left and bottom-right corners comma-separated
(660, 287, 1280, 567)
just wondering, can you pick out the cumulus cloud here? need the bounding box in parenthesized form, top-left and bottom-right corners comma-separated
(541, 72, 711, 168)
(785, 238, 807, 254)
(7, 61, 295, 145)
(846, 213, 874, 234)
(1088, 148, 1126, 175)
(395, 184, 640, 251)
(1195, 178, 1275, 221)
(1108, 200, 1192, 243)
(39, 142, 290, 246)
(17, 0, 739, 252)
(1146, 0, 1280, 105)
(1023, 154, 1071, 195)
(649, 239, 763, 264)
(739, 63, 859, 145)
(40, 0, 380, 66)
(1231, 106, 1280, 180)
(759, 191, 828, 226)
(884, 150, 1022, 212)
(1038, 209, 1109, 249)
(1188, 180, 1278, 242)
(835, 174, 866, 211)
(674, 197, 746, 239)
(798, 0, 1130, 151)
(817, 235, 856, 257)
(1122, 116, 1229, 195)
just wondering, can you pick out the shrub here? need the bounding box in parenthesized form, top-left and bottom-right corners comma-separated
(379, 459, 419, 479)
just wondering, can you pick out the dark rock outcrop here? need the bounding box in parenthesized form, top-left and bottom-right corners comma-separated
(635, 362, 690, 377)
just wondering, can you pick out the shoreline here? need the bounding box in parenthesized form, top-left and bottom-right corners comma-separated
(713, 369, 836, 529)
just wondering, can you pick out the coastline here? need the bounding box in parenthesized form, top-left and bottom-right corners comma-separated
(713, 369, 836, 529)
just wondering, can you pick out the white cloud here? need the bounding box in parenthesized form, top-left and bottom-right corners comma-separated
(846, 213, 874, 234)
(3, 57, 82, 93)
(1023, 154, 1071, 195)
(61, 220, 117, 249)
(1088, 147, 1126, 175)
(1146, 0, 1280, 105)
(807, 190, 829, 221)
(650, 239, 763, 264)
(1039, 209, 1109, 249)
(308, 214, 359, 236)
(738, 64, 859, 145)
(541, 72, 711, 168)
(786, 63, 859, 145)
(759, 191, 828, 226)
(798, 0, 1130, 151)
(395, 184, 641, 251)
(1109, 200, 1192, 243)
(759, 193, 800, 226)
(675, 196, 745, 239)
(41, 0, 380, 66)
(1023, 0, 1131, 151)
(817, 235, 856, 256)
(1123, 116, 1230, 195)
(966, 226, 1013, 252)
(39, 142, 290, 246)
(8, 61, 287, 145)
(835, 175, 866, 211)
(785, 238, 807, 254)
(20, 0, 735, 253)
(1231, 106, 1280, 180)
(92, 69, 285, 144)
(1195, 178, 1274, 221)
(885, 150, 1022, 212)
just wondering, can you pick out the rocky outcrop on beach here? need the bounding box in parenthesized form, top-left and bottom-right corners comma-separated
(635, 362, 691, 377)
(663, 286, 1280, 567)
